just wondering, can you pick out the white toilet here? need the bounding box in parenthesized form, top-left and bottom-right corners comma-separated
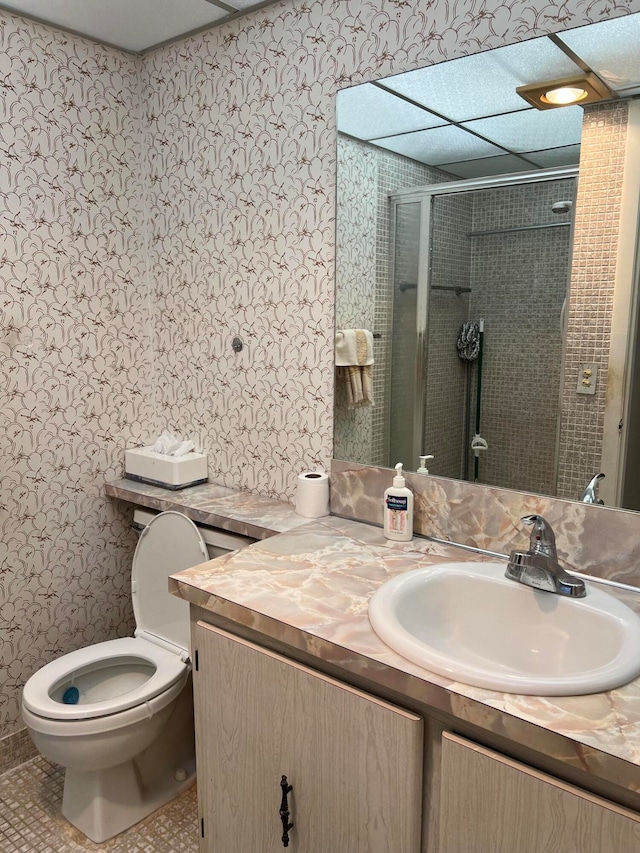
(21, 510, 241, 843)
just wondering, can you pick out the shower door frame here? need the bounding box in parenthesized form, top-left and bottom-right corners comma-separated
(387, 195, 432, 468)
(389, 165, 579, 473)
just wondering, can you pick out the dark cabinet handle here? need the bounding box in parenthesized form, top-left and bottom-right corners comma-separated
(279, 775, 294, 847)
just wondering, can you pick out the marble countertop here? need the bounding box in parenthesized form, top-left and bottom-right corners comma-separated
(170, 514, 640, 798)
(105, 478, 310, 540)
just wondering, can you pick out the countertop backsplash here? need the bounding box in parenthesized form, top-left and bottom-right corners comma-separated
(330, 460, 640, 589)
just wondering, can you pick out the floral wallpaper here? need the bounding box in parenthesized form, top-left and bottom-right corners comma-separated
(0, 15, 149, 740)
(140, 0, 640, 499)
(2, 0, 640, 742)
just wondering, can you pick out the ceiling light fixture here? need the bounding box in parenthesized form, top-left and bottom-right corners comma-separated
(516, 73, 614, 110)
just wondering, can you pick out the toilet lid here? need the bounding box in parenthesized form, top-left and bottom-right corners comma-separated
(132, 511, 208, 652)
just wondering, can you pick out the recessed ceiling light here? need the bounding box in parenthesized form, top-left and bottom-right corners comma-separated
(516, 73, 614, 110)
(542, 85, 588, 105)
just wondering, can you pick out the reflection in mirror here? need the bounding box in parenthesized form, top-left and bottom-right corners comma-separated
(389, 169, 577, 499)
(334, 14, 640, 511)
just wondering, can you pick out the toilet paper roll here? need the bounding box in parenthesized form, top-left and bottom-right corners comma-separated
(295, 471, 330, 518)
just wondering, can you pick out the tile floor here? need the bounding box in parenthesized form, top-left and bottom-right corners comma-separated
(0, 756, 199, 852)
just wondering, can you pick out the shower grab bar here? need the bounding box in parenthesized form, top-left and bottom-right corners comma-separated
(433, 285, 471, 294)
(398, 283, 471, 295)
(468, 222, 571, 237)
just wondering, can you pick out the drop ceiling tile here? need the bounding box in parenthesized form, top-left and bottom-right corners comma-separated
(559, 15, 640, 96)
(373, 125, 503, 166)
(0, 0, 228, 51)
(336, 84, 446, 140)
(463, 106, 583, 153)
(379, 37, 581, 122)
(438, 154, 536, 179)
(526, 145, 581, 168)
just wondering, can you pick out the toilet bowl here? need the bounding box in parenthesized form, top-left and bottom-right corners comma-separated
(21, 511, 211, 843)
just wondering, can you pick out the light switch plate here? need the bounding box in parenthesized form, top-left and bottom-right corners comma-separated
(576, 363, 597, 395)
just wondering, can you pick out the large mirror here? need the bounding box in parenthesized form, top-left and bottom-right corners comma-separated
(334, 13, 640, 511)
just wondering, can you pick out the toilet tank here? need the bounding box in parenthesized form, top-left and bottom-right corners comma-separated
(132, 509, 257, 558)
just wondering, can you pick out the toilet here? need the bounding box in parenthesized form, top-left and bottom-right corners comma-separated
(21, 510, 247, 843)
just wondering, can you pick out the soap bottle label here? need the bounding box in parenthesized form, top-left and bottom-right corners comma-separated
(386, 495, 408, 532)
(386, 495, 408, 511)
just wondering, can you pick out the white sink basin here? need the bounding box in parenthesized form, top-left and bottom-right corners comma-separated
(368, 561, 640, 695)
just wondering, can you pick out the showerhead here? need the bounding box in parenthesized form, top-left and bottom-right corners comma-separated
(551, 200, 573, 214)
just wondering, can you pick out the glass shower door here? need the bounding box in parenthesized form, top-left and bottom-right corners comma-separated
(388, 200, 428, 470)
(425, 193, 474, 480)
(427, 180, 574, 493)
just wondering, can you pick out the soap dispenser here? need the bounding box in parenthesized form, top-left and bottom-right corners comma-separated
(383, 463, 414, 541)
(417, 454, 434, 474)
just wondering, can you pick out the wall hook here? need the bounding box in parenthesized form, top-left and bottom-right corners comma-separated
(231, 336, 243, 353)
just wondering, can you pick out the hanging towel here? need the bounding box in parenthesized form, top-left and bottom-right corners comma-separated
(335, 329, 375, 408)
(335, 329, 374, 367)
(339, 364, 375, 408)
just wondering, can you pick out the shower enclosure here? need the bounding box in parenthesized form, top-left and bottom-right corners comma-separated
(387, 167, 577, 495)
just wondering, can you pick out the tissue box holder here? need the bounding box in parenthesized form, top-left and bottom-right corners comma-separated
(125, 447, 208, 490)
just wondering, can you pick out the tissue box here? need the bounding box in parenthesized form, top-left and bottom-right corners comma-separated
(125, 447, 208, 490)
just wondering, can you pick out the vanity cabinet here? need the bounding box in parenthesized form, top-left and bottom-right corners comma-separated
(192, 620, 424, 853)
(439, 733, 640, 852)
(190, 615, 640, 853)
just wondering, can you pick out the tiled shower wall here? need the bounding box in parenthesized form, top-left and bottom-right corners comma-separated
(389, 200, 423, 467)
(558, 101, 630, 500)
(468, 178, 575, 495)
(424, 194, 473, 478)
(2, 0, 639, 749)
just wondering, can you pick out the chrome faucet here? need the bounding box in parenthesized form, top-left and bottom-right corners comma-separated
(580, 473, 605, 505)
(505, 515, 586, 598)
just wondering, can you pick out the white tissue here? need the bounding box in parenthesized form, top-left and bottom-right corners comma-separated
(150, 431, 195, 457)
(170, 440, 195, 457)
(150, 430, 179, 455)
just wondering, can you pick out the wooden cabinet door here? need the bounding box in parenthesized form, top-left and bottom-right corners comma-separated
(439, 732, 640, 853)
(192, 621, 423, 853)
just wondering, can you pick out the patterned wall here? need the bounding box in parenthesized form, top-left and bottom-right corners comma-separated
(139, 0, 639, 501)
(0, 13, 149, 741)
(2, 0, 639, 743)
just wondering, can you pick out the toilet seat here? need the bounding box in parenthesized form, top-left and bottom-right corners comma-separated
(22, 512, 209, 723)
(22, 663, 190, 737)
(21, 637, 188, 721)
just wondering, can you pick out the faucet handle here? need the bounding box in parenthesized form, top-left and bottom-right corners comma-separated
(521, 514, 557, 560)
